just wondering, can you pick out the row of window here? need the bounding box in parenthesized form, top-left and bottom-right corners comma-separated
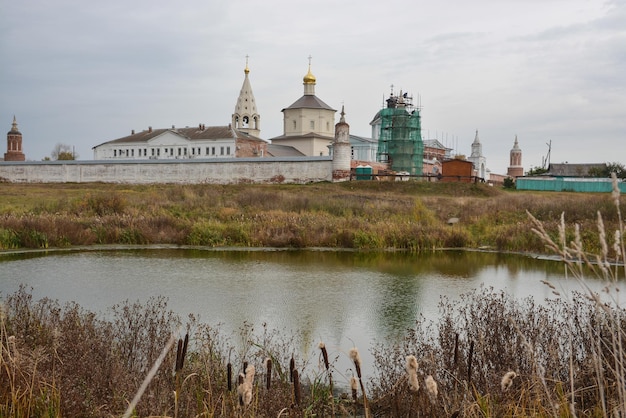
(112, 146, 232, 158)
(290, 120, 332, 131)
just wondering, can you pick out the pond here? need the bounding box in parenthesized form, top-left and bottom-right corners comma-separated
(0, 247, 621, 379)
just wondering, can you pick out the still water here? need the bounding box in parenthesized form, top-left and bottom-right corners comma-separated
(1, 247, 623, 379)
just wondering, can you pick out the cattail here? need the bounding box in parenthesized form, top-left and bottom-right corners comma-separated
(290, 355, 295, 382)
(245, 364, 255, 386)
(349, 347, 362, 379)
(237, 375, 246, 406)
(501, 371, 517, 392)
(175, 333, 188, 372)
(425, 375, 438, 401)
(237, 366, 255, 407)
(227, 362, 233, 391)
(406, 355, 419, 392)
(350, 376, 358, 402)
(242, 384, 252, 406)
(265, 358, 272, 390)
(319, 342, 329, 371)
(467, 340, 474, 386)
(293, 369, 301, 406)
(237, 380, 253, 407)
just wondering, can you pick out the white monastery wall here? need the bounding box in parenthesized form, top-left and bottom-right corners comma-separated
(0, 157, 332, 184)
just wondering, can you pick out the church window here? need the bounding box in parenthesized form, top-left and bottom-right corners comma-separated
(184, 148, 187, 155)
(212, 147, 216, 155)
(114, 150, 117, 157)
(226, 147, 231, 155)
(157, 148, 160, 156)
(310, 121, 315, 130)
(178, 148, 181, 156)
(206, 147, 209, 155)
(220, 147, 224, 155)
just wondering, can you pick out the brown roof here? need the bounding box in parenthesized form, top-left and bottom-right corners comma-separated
(93, 125, 265, 148)
(282, 95, 335, 112)
(266, 144, 305, 157)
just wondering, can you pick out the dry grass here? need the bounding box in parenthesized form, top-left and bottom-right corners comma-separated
(2, 179, 626, 416)
(1, 182, 623, 254)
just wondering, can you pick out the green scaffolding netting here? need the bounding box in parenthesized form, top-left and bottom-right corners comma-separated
(376, 106, 424, 175)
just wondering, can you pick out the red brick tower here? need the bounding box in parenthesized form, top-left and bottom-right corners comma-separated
(507, 135, 523, 178)
(4, 116, 25, 161)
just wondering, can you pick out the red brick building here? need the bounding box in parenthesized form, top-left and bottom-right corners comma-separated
(4, 116, 25, 161)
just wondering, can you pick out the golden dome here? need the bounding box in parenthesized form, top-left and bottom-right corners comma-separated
(303, 66, 316, 84)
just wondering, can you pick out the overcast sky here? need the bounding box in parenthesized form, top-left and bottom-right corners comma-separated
(1, 0, 624, 174)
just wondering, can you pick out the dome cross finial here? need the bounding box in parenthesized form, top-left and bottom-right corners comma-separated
(303, 55, 316, 84)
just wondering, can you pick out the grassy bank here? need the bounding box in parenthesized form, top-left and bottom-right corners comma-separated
(0, 181, 623, 254)
(2, 180, 625, 416)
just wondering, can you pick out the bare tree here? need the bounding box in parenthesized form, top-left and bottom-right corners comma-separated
(50, 143, 78, 160)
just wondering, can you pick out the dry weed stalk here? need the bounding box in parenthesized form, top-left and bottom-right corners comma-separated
(527, 172, 626, 417)
(121, 331, 178, 418)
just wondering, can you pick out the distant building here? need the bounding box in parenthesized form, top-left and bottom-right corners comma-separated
(231, 57, 261, 138)
(441, 158, 475, 183)
(349, 134, 378, 162)
(269, 59, 336, 157)
(374, 90, 424, 175)
(546, 163, 607, 177)
(92, 63, 268, 160)
(507, 135, 523, 178)
(4, 116, 25, 161)
(467, 130, 487, 180)
(332, 105, 351, 181)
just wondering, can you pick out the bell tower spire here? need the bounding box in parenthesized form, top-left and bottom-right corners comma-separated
(232, 55, 261, 137)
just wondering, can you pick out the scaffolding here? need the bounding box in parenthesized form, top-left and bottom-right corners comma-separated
(376, 91, 424, 175)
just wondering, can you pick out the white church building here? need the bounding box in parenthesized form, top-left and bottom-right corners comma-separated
(92, 60, 268, 160)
